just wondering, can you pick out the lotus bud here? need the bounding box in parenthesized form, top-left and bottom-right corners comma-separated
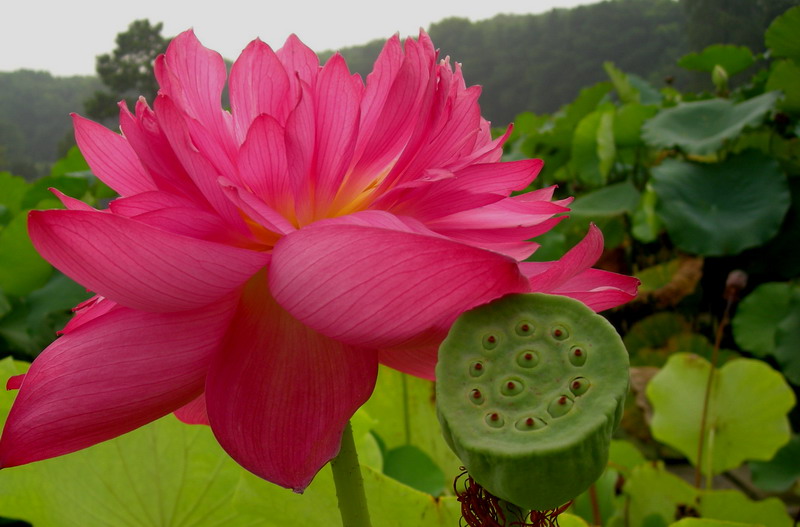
(436, 293, 629, 520)
(712, 64, 729, 94)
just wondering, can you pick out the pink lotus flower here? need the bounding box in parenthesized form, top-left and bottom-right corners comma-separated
(0, 30, 638, 491)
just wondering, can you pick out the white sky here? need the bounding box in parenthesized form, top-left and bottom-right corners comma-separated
(3, 0, 594, 76)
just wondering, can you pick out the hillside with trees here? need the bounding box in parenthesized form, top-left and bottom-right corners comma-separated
(0, 71, 100, 179)
(1, 0, 797, 178)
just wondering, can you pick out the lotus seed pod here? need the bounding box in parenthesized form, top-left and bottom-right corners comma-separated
(436, 293, 629, 512)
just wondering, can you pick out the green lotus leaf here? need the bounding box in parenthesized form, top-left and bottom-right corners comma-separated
(766, 60, 800, 114)
(624, 463, 791, 527)
(0, 357, 29, 428)
(604, 62, 639, 104)
(362, 366, 462, 483)
(678, 45, 755, 76)
(49, 146, 90, 179)
(766, 6, 800, 63)
(698, 491, 791, 527)
(636, 260, 681, 293)
(609, 439, 647, 473)
(0, 173, 28, 219)
(642, 92, 780, 155)
(0, 359, 246, 526)
(21, 175, 89, 210)
(0, 212, 53, 297)
(628, 74, 663, 105)
(647, 354, 795, 477)
(623, 312, 689, 354)
(614, 103, 659, 148)
(570, 180, 640, 216)
(559, 82, 613, 130)
(670, 519, 764, 527)
(233, 459, 463, 527)
(749, 435, 800, 493)
(774, 293, 800, 384)
(732, 282, 796, 356)
(1, 358, 546, 527)
(651, 152, 790, 256)
(383, 444, 445, 497)
(571, 105, 616, 186)
(631, 185, 662, 243)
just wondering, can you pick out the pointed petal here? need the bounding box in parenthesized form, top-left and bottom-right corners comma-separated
(157, 30, 233, 155)
(517, 225, 639, 310)
(0, 297, 236, 468)
(50, 188, 96, 211)
(312, 53, 360, 214)
(206, 271, 378, 491)
(6, 375, 24, 390)
(522, 224, 605, 294)
(334, 36, 432, 211)
(174, 394, 209, 425)
(270, 218, 529, 348)
(118, 100, 204, 202)
(72, 114, 156, 196)
(276, 34, 320, 87)
(284, 82, 316, 224)
(229, 38, 292, 139)
(60, 295, 118, 335)
(528, 267, 640, 312)
(28, 209, 268, 312)
(154, 95, 249, 233)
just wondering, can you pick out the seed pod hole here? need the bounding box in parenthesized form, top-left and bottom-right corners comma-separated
(516, 349, 539, 368)
(569, 345, 587, 366)
(515, 320, 535, 337)
(515, 416, 547, 431)
(469, 361, 485, 377)
(500, 378, 524, 397)
(547, 395, 574, 418)
(470, 388, 485, 405)
(485, 412, 505, 428)
(482, 334, 499, 350)
(569, 377, 590, 396)
(552, 325, 569, 341)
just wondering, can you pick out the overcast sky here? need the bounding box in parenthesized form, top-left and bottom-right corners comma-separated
(4, 0, 595, 76)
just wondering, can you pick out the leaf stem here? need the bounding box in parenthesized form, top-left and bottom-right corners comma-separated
(588, 483, 602, 525)
(694, 271, 745, 488)
(330, 421, 373, 527)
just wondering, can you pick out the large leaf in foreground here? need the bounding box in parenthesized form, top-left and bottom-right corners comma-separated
(651, 152, 790, 256)
(647, 353, 794, 477)
(0, 400, 244, 525)
(642, 92, 780, 155)
(3, 359, 549, 526)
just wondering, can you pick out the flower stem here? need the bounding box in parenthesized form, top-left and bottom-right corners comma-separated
(331, 421, 372, 527)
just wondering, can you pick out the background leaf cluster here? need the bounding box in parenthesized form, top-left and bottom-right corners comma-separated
(1, 3, 800, 527)
(500, 5, 800, 525)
